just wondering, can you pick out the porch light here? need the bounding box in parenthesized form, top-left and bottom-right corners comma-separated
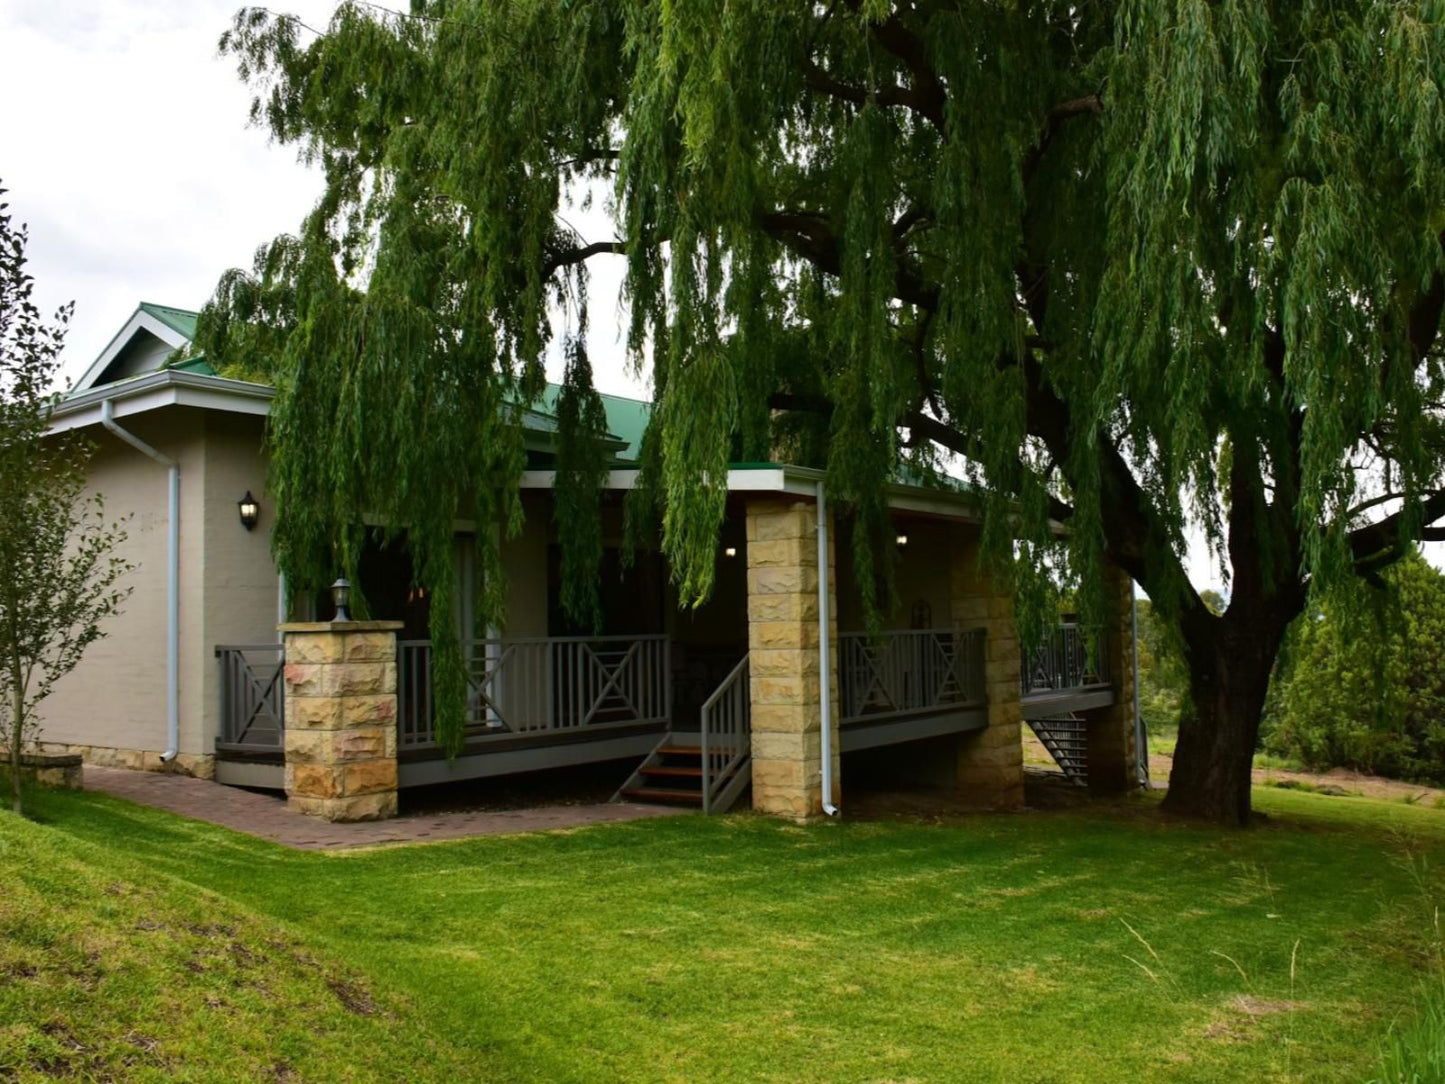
(237, 491, 260, 531)
(895, 533, 909, 548)
(330, 577, 352, 622)
(724, 546, 738, 558)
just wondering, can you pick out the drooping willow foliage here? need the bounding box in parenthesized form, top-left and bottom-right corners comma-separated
(196, 0, 1445, 783)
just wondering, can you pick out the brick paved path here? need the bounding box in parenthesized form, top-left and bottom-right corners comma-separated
(84, 767, 687, 851)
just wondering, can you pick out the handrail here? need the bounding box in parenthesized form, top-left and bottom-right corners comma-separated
(396, 633, 668, 647)
(700, 655, 750, 814)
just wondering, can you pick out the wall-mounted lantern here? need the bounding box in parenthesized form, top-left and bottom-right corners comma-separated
(723, 546, 738, 559)
(237, 491, 260, 531)
(895, 533, 909, 548)
(330, 577, 352, 622)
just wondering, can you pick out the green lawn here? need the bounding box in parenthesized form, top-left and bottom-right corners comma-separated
(6, 784, 1445, 1083)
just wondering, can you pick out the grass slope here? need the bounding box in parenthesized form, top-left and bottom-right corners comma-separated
(12, 784, 1445, 1083)
(0, 810, 471, 1082)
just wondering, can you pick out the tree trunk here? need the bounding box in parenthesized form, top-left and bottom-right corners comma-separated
(1161, 612, 1290, 827)
(8, 645, 26, 816)
(9, 677, 22, 816)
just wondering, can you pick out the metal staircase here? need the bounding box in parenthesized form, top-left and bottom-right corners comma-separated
(615, 656, 752, 813)
(1026, 715, 1089, 787)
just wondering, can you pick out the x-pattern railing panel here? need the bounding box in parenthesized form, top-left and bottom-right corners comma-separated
(1021, 624, 1110, 698)
(215, 645, 285, 749)
(398, 635, 671, 749)
(838, 628, 986, 725)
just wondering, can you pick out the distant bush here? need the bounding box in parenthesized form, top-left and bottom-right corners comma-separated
(1266, 554, 1445, 784)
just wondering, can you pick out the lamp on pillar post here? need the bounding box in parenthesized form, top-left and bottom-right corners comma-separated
(329, 577, 352, 622)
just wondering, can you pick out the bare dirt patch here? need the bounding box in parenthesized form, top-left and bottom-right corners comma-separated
(1202, 996, 1305, 1043)
(326, 977, 378, 1016)
(1022, 729, 1445, 806)
(1231, 995, 1303, 1017)
(1157, 746, 1445, 805)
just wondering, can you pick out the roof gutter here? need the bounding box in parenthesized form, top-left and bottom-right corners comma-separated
(101, 400, 179, 763)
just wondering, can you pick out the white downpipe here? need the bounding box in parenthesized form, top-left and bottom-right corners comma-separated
(816, 481, 838, 816)
(101, 400, 179, 763)
(1131, 589, 1148, 787)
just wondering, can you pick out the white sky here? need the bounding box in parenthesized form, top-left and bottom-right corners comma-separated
(0, 0, 1282, 596)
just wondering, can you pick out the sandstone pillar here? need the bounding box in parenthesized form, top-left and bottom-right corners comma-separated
(1084, 565, 1140, 794)
(745, 497, 839, 821)
(280, 621, 401, 822)
(949, 528, 1024, 809)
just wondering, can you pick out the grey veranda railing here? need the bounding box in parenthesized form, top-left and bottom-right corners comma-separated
(397, 634, 671, 750)
(215, 644, 285, 750)
(1020, 623, 1110, 698)
(700, 655, 750, 813)
(838, 628, 986, 725)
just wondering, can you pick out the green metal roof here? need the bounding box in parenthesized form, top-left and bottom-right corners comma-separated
(138, 302, 199, 341)
(74, 303, 983, 504)
(169, 355, 216, 376)
(80, 302, 654, 458)
(538, 384, 651, 462)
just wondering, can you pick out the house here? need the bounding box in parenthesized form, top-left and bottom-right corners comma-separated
(36, 303, 1143, 822)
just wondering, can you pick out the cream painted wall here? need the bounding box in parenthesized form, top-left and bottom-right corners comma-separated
(41, 410, 208, 754)
(835, 516, 958, 632)
(890, 519, 956, 631)
(199, 412, 280, 747)
(663, 508, 748, 649)
(501, 491, 551, 637)
(41, 407, 282, 758)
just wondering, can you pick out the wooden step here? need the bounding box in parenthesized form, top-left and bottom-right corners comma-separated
(640, 765, 703, 779)
(655, 745, 703, 757)
(622, 786, 704, 805)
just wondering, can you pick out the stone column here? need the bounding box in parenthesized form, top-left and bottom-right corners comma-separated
(949, 528, 1025, 810)
(745, 497, 839, 822)
(280, 621, 402, 822)
(1084, 565, 1140, 794)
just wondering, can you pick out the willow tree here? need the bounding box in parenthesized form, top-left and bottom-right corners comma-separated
(197, 0, 1445, 825)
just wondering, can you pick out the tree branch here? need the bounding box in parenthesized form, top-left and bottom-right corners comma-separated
(902, 407, 1075, 524)
(892, 204, 930, 240)
(768, 391, 834, 416)
(542, 240, 626, 280)
(1408, 234, 1445, 363)
(759, 209, 940, 310)
(1349, 489, 1445, 573)
(801, 59, 933, 119)
(1022, 92, 1103, 184)
(552, 146, 621, 170)
(768, 389, 1076, 523)
(866, 12, 946, 129)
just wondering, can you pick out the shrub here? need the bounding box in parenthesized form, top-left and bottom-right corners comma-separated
(1370, 978, 1445, 1084)
(1267, 554, 1445, 783)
